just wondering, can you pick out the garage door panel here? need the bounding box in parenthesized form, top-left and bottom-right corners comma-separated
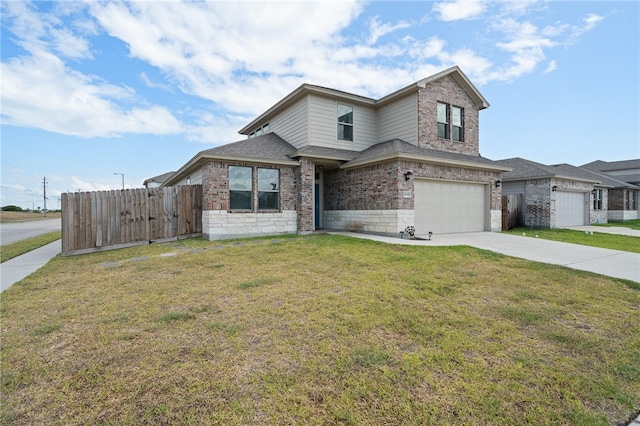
(556, 191, 586, 227)
(414, 180, 486, 234)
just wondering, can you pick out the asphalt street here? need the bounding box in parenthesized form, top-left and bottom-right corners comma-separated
(0, 218, 61, 245)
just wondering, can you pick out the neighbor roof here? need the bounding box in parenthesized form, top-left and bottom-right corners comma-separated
(496, 157, 630, 187)
(143, 171, 175, 186)
(239, 66, 489, 135)
(581, 159, 640, 185)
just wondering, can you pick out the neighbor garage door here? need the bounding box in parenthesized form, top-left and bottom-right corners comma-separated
(556, 191, 586, 227)
(414, 180, 486, 234)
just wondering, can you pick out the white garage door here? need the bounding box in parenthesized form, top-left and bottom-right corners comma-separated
(414, 180, 486, 234)
(556, 191, 586, 227)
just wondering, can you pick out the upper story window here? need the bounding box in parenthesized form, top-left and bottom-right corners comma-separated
(229, 166, 252, 210)
(258, 168, 279, 210)
(337, 104, 353, 141)
(437, 102, 464, 142)
(593, 189, 603, 210)
(249, 123, 270, 138)
(437, 102, 449, 139)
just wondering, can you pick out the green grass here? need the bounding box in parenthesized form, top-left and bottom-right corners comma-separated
(1, 234, 638, 425)
(504, 227, 640, 253)
(595, 219, 640, 230)
(0, 231, 61, 263)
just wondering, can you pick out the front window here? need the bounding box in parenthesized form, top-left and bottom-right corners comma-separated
(593, 189, 603, 210)
(229, 166, 252, 210)
(437, 102, 448, 139)
(625, 190, 637, 210)
(452, 106, 464, 141)
(337, 104, 353, 141)
(258, 168, 279, 210)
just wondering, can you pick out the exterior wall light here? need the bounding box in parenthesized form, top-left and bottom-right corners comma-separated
(403, 171, 413, 181)
(591, 188, 597, 195)
(552, 185, 558, 192)
(495, 180, 501, 188)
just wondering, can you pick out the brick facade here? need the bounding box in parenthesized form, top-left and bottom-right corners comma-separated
(296, 158, 314, 233)
(417, 75, 480, 156)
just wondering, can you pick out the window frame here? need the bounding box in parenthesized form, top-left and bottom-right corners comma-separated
(593, 189, 603, 210)
(337, 104, 354, 141)
(229, 166, 253, 211)
(451, 105, 464, 142)
(436, 102, 449, 139)
(257, 168, 280, 211)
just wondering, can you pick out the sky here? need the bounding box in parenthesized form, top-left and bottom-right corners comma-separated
(1, 0, 638, 210)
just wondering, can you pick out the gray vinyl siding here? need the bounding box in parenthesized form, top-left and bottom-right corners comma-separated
(176, 168, 203, 186)
(269, 96, 309, 149)
(308, 94, 377, 151)
(502, 181, 525, 196)
(377, 92, 418, 144)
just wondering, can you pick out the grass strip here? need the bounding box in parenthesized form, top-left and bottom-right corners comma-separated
(595, 219, 640, 230)
(0, 231, 61, 263)
(504, 227, 640, 253)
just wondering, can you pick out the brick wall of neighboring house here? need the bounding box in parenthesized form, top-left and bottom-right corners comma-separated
(607, 188, 625, 210)
(417, 75, 480, 156)
(524, 179, 552, 228)
(588, 188, 608, 225)
(607, 189, 640, 221)
(550, 178, 602, 227)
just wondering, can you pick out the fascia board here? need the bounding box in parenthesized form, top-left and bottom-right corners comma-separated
(340, 152, 512, 172)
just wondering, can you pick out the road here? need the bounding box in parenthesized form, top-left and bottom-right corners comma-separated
(0, 218, 61, 245)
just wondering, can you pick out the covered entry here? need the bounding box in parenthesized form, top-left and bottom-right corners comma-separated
(555, 191, 587, 227)
(414, 180, 487, 234)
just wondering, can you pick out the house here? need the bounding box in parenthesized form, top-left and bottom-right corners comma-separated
(163, 66, 510, 240)
(494, 157, 634, 228)
(143, 171, 176, 188)
(581, 159, 640, 222)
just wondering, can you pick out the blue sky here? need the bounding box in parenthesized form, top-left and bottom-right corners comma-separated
(1, 0, 638, 210)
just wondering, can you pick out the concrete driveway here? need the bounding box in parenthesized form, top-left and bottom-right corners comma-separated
(329, 231, 640, 283)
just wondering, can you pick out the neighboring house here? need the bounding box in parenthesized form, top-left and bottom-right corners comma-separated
(494, 157, 627, 228)
(143, 171, 176, 188)
(163, 66, 510, 240)
(581, 159, 640, 222)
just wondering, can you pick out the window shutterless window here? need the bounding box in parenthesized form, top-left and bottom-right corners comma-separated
(593, 189, 603, 210)
(258, 168, 279, 210)
(437, 102, 449, 139)
(452, 106, 464, 141)
(229, 166, 252, 210)
(337, 104, 353, 141)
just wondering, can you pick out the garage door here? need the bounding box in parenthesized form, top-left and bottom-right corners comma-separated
(556, 191, 586, 227)
(414, 180, 486, 234)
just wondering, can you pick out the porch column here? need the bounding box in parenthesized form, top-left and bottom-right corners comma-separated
(297, 158, 314, 233)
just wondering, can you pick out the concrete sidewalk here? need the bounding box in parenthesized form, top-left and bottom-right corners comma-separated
(330, 231, 640, 283)
(1, 240, 61, 292)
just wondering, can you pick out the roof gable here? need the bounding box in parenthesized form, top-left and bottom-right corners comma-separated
(239, 66, 488, 135)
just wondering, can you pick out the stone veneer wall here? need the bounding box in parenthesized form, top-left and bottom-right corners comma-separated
(417, 75, 480, 156)
(201, 160, 299, 240)
(324, 210, 414, 235)
(607, 189, 638, 222)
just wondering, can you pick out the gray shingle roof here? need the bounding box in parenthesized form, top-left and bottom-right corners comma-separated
(582, 159, 640, 172)
(349, 139, 503, 168)
(143, 171, 175, 185)
(198, 132, 297, 163)
(496, 157, 638, 188)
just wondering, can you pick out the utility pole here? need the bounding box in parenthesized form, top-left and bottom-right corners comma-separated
(42, 177, 48, 217)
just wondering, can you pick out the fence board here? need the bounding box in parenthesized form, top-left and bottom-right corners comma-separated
(61, 185, 202, 256)
(502, 194, 524, 230)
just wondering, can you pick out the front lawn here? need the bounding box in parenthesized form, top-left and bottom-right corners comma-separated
(596, 219, 640, 231)
(0, 231, 61, 263)
(1, 235, 638, 425)
(504, 227, 640, 253)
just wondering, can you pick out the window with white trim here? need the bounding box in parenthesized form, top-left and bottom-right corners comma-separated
(625, 189, 637, 210)
(229, 166, 252, 210)
(593, 189, 603, 210)
(258, 168, 279, 210)
(337, 104, 353, 141)
(437, 102, 464, 141)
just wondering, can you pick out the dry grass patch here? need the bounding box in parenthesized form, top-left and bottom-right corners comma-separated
(1, 234, 638, 425)
(0, 211, 61, 223)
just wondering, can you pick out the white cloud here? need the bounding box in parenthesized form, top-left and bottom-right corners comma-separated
(432, 0, 486, 22)
(567, 13, 604, 44)
(544, 60, 557, 74)
(367, 16, 411, 45)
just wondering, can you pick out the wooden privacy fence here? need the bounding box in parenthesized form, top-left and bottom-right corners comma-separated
(502, 194, 524, 231)
(62, 185, 202, 256)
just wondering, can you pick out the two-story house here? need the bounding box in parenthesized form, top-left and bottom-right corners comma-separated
(162, 66, 510, 240)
